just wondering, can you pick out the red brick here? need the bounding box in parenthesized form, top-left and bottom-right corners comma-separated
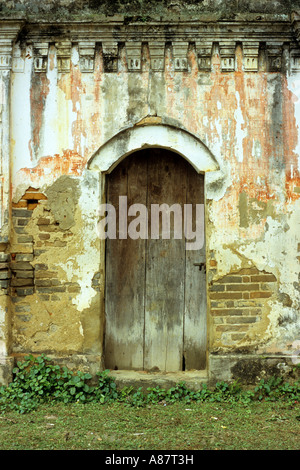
(210, 292, 243, 300)
(250, 291, 272, 299)
(23, 192, 47, 200)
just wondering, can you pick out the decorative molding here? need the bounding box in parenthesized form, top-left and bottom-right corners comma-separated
(55, 40, 72, 73)
(33, 42, 49, 72)
(196, 41, 212, 71)
(126, 41, 142, 72)
(243, 41, 260, 72)
(79, 41, 96, 72)
(173, 41, 189, 71)
(219, 41, 236, 72)
(290, 46, 300, 73)
(148, 41, 165, 71)
(9, 19, 300, 75)
(0, 42, 12, 70)
(102, 40, 118, 72)
(0, 21, 24, 237)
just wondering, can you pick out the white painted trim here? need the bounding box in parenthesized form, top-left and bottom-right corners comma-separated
(88, 124, 219, 174)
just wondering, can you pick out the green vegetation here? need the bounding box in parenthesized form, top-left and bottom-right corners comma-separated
(0, 355, 299, 450)
(0, 354, 299, 414)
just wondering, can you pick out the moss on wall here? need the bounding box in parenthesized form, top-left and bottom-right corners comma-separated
(0, 0, 298, 22)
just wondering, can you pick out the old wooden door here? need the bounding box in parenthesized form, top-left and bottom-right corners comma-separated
(104, 149, 206, 372)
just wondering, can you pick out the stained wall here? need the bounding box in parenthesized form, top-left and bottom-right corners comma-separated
(0, 5, 300, 383)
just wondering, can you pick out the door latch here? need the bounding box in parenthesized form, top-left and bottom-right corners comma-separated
(194, 262, 206, 272)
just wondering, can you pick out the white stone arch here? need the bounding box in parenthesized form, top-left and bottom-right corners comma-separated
(88, 123, 220, 174)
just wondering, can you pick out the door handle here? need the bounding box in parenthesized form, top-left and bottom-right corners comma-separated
(194, 262, 206, 272)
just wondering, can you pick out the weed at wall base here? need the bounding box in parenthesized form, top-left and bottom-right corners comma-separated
(0, 355, 299, 414)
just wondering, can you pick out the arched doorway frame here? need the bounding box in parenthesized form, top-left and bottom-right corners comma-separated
(88, 123, 219, 175)
(88, 123, 220, 374)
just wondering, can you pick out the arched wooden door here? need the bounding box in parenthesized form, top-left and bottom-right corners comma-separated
(104, 148, 206, 372)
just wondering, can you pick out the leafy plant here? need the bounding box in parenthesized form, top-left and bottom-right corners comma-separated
(0, 355, 299, 414)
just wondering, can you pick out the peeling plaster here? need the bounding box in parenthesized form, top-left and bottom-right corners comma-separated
(234, 91, 247, 163)
(287, 74, 300, 172)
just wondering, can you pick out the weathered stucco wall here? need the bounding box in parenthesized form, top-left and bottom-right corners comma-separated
(0, 1, 300, 384)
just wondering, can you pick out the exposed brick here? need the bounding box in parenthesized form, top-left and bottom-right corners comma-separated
(14, 227, 26, 234)
(16, 314, 32, 322)
(250, 274, 277, 282)
(15, 271, 34, 278)
(0, 271, 11, 279)
(27, 202, 38, 210)
(211, 308, 245, 316)
(38, 294, 50, 301)
(12, 209, 32, 218)
(51, 286, 66, 293)
(38, 225, 59, 232)
(11, 278, 34, 287)
(53, 240, 67, 247)
(0, 280, 9, 288)
(34, 263, 48, 271)
(37, 218, 50, 225)
(17, 218, 29, 226)
(33, 249, 46, 256)
(35, 271, 58, 279)
(10, 261, 33, 271)
(250, 291, 272, 299)
(50, 295, 60, 301)
(35, 287, 53, 294)
(225, 283, 259, 291)
(12, 200, 27, 208)
(10, 244, 33, 254)
(36, 286, 66, 293)
(210, 292, 243, 300)
(22, 192, 47, 200)
(209, 284, 225, 292)
(237, 268, 260, 275)
(226, 316, 257, 324)
(17, 235, 33, 243)
(15, 304, 31, 313)
(216, 325, 248, 332)
(218, 275, 243, 284)
(68, 285, 81, 293)
(0, 263, 9, 269)
(15, 254, 34, 262)
(15, 287, 34, 296)
(35, 279, 52, 287)
(39, 233, 50, 240)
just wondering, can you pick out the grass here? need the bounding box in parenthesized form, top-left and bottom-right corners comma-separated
(0, 355, 299, 451)
(1, 400, 299, 450)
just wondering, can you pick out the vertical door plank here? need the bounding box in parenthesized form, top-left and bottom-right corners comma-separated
(184, 168, 206, 370)
(105, 154, 147, 370)
(144, 150, 187, 372)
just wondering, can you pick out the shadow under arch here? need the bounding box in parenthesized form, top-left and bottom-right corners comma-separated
(88, 123, 220, 174)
